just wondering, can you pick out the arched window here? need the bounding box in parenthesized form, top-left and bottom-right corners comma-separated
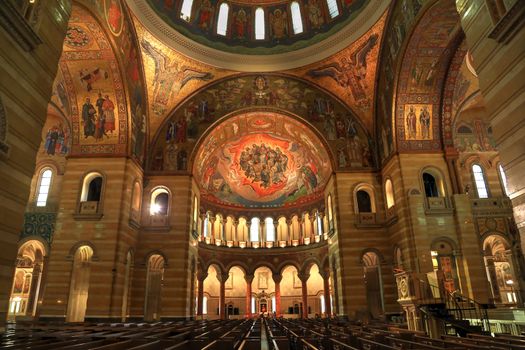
(326, 0, 339, 18)
(327, 194, 334, 230)
(36, 168, 53, 207)
(422, 173, 439, 197)
(180, 0, 194, 21)
(316, 211, 323, 235)
(472, 164, 489, 198)
(150, 188, 169, 215)
(384, 179, 395, 209)
(80, 173, 103, 203)
(203, 213, 210, 237)
(250, 217, 260, 242)
(131, 181, 141, 212)
(498, 164, 509, 196)
(217, 3, 229, 36)
(356, 190, 372, 213)
(290, 2, 303, 34)
(255, 8, 265, 40)
(265, 217, 275, 241)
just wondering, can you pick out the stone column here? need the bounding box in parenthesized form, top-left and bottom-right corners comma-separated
(320, 269, 331, 317)
(261, 219, 266, 244)
(272, 273, 282, 317)
(287, 219, 293, 243)
(309, 215, 316, 242)
(318, 212, 325, 236)
(245, 274, 254, 318)
(445, 147, 461, 194)
(218, 272, 228, 320)
(232, 219, 238, 244)
(299, 216, 305, 244)
(196, 271, 208, 317)
(200, 214, 207, 241)
(298, 272, 310, 318)
(26, 263, 42, 316)
(210, 216, 216, 242)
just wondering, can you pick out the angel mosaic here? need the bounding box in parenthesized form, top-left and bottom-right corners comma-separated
(307, 33, 378, 110)
(141, 39, 213, 115)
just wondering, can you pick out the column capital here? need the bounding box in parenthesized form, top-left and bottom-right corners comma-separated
(244, 274, 254, 283)
(272, 273, 283, 284)
(298, 272, 310, 283)
(197, 271, 208, 282)
(217, 272, 230, 283)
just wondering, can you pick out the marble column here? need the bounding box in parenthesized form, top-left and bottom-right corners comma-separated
(200, 214, 207, 241)
(272, 273, 282, 317)
(218, 272, 228, 320)
(196, 271, 208, 317)
(232, 219, 238, 244)
(321, 269, 331, 317)
(287, 219, 293, 244)
(245, 274, 254, 318)
(25, 263, 42, 316)
(298, 272, 310, 318)
(210, 216, 216, 242)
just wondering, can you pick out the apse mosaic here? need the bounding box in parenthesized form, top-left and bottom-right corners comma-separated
(145, 0, 369, 55)
(288, 11, 386, 131)
(193, 112, 332, 208)
(149, 74, 373, 173)
(56, 6, 128, 156)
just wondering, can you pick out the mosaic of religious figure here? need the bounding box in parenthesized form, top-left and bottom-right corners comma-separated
(306, 0, 324, 29)
(403, 104, 432, 140)
(232, 7, 250, 40)
(196, 0, 215, 32)
(270, 8, 288, 40)
(141, 39, 213, 115)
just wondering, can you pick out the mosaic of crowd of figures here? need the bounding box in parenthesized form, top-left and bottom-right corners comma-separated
(146, 0, 368, 54)
(149, 74, 374, 173)
(193, 112, 332, 208)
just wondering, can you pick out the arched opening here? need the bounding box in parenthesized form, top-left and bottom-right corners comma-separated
(121, 250, 133, 321)
(180, 0, 194, 21)
(255, 8, 265, 40)
(250, 217, 260, 242)
(217, 3, 229, 36)
(144, 254, 165, 321)
(326, 0, 339, 18)
(362, 251, 384, 319)
(8, 240, 46, 320)
(356, 190, 372, 213)
(203, 264, 221, 319)
(237, 217, 248, 243)
(150, 187, 169, 216)
(279, 265, 301, 317)
(290, 2, 303, 34)
(79, 172, 103, 214)
(385, 178, 395, 209)
(36, 168, 53, 207)
(305, 264, 324, 318)
(265, 217, 275, 242)
(253, 266, 275, 316)
(423, 172, 439, 198)
(66, 245, 94, 322)
(224, 266, 246, 318)
(472, 164, 489, 198)
(483, 235, 519, 305)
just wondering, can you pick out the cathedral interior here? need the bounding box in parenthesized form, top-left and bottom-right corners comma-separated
(0, 0, 525, 348)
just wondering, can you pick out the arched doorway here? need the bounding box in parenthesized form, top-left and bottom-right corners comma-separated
(280, 265, 301, 318)
(224, 266, 246, 318)
(362, 251, 384, 319)
(252, 266, 275, 316)
(66, 245, 94, 322)
(202, 264, 221, 319)
(8, 240, 46, 320)
(144, 254, 165, 321)
(429, 239, 459, 295)
(483, 235, 519, 305)
(306, 264, 324, 317)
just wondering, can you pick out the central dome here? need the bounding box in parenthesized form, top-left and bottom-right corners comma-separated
(128, 0, 390, 71)
(193, 111, 332, 208)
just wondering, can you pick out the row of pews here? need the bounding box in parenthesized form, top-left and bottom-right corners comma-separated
(2, 318, 525, 349)
(0, 319, 264, 350)
(263, 318, 525, 350)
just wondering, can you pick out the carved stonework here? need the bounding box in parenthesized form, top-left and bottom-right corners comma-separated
(0, 96, 9, 159)
(20, 212, 57, 245)
(0, 0, 42, 51)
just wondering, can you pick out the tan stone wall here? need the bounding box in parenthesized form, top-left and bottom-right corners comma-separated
(0, 0, 70, 329)
(456, 0, 525, 248)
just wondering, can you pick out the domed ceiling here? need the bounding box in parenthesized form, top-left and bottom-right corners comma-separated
(193, 112, 332, 208)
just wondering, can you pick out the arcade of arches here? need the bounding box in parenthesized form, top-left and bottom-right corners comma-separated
(0, 0, 525, 337)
